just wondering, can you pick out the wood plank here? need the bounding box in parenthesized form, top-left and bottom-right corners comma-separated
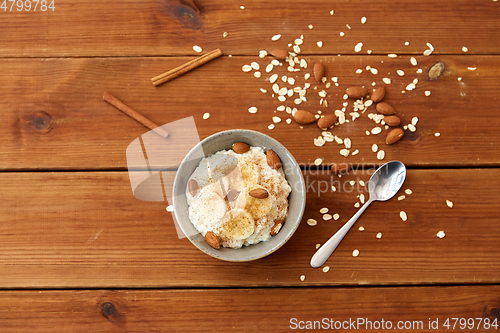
(0, 169, 498, 288)
(2, 55, 500, 170)
(0, 0, 499, 57)
(0, 286, 498, 332)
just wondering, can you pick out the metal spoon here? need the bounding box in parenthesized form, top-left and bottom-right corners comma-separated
(310, 161, 406, 268)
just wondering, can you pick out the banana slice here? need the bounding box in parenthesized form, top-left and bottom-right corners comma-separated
(189, 184, 227, 229)
(225, 157, 260, 192)
(218, 209, 255, 240)
(236, 184, 274, 221)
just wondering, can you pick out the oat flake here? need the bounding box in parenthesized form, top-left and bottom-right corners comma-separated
(400, 211, 408, 221)
(398, 195, 406, 201)
(322, 266, 330, 273)
(397, 70, 405, 76)
(271, 34, 281, 41)
(358, 226, 365, 231)
(307, 218, 317, 226)
(202, 113, 210, 120)
(425, 91, 431, 96)
(462, 46, 469, 53)
(435, 132, 441, 137)
(382, 77, 392, 84)
(300, 275, 305, 281)
(352, 249, 360, 257)
(193, 45, 202, 53)
(437, 231, 446, 238)
(268, 124, 275, 130)
(376, 232, 382, 239)
(316, 244, 321, 249)
(377, 150, 385, 160)
(317, 41, 323, 48)
(272, 116, 281, 123)
(248, 106, 258, 114)
(242, 65, 252, 72)
(314, 158, 323, 166)
(388, 53, 397, 58)
(323, 214, 333, 221)
(354, 42, 363, 52)
(372, 144, 378, 153)
(320, 207, 329, 214)
(410, 57, 417, 66)
(354, 202, 360, 208)
(333, 213, 340, 221)
(166, 205, 174, 212)
(446, 200, 453, 208)
(405, 189, 412, 195)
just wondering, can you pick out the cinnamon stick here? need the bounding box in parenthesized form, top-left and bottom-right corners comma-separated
(151, 48, 222, 87)
(103, 92, 169, 138)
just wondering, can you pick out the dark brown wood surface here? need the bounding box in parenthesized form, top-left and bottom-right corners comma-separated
(1, 0, 500, 330)
(0, 286, 498, 333)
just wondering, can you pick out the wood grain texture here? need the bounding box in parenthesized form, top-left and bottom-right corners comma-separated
(0, 287, 497, 332)
(0, 169, 498, 288)
(1, 55, 499, 170)
(0, 0, 499, 57)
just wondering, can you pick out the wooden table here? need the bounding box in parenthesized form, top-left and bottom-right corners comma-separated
(1, 0, 499, 331)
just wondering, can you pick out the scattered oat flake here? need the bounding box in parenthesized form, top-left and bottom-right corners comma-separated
(330, 10, 334, 15)
(354, 42, 363, 53)
(268, 124, 275, 130)
(457, 77, 462, 81)
(371, 127, 382, 135)
(405, 189, 412, 195)
(193, 45, 202, 53)
(286, 118, 292, 124)
(317, 41, 323, 48)
(358, 226, 365, 231)
(254, 71, 261, 78)
(352, 149, 359, 156)
(376, 232, 382, 239)
(314, 158, 323, 166)
(372, 144, 378, 153)
(406, 83, 416, 91)
(425, 90, 431, 96)
(316, 243, 321, 249)
(361, 16, 367, 24)
(320, 207, 329, 214)
(400, 211, 408, 221)
(370, 68, 379, 75)
(271, 34, 281, 41)
(398, 195, 406, 201)
(349, 180, 356, 186)
(446, 200, 453, 208)
(356, 69, 363, 74)
(410, 57, 417, 66)
(411, 117, 419, 126)
(202, 112, 210, 120)
(468, 67, 477, 71)
(397, 70, 405, 76)
(223, 32, 229, 38)
(300, 275, 305, 281)
(272, 116, 281, 124)
(322, 266, 330, 273)
(360, 193, 365, 204)
(323, 214, 333, 221)
(435, 132, 441, 137)
(462, 46, 469, 53)
(340, 149, 350, 157)
(307, 218, 318, 226)
(359, 180, 365, 187)
(331, 185, 337, 192)
(333, 213, 340, 220)
(437, 231, 446, 239)
(259, 50, 267, 58)
(248, 106, 258, 114)
(340, 31, 345, 37)
(405, 41, 410, 46)
(352, 249, 360, 257)
(408, 124, 416, 132)
(388, 53, 397, 58)
(166, 205, 174, 212)
(423, 49, 432, 56)
(242, 65, 252, 72)
(382, 77, 392, 84)
(377, 150, 385, 160)
(354, 202, 360, 208)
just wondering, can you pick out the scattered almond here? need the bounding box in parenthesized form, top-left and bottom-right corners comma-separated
(188, 179, 199, 197)
(232, 142, 250, 154)
(205, 231, 221, 249)
(270, 220, 284, 235)
(269, 49, 288, 60)
(267, 149, 282, 170)
(313, 62, 325, 82)
(346, 86, 368, 99)
(293, 110, 317, 125)
(371, 86, 385, 103)
(383, 115, 401, 127)
(317, 115, 336, 129)
(376, 102, 396, 115)
(386, 128, 404, 144)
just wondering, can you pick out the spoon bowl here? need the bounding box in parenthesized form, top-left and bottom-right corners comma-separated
(310, 161, 406, 268)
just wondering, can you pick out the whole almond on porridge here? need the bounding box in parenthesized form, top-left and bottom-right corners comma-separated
(371, 86, 386, 103)
(331, 163, 351, 175)
(317, 115, 336, 129)
(267, 149, 282, 170)
(270, 220, 284, 235)
(293, 110, 317, 125)
(232, 142, 250, 154)
(205, 231, 221, 249)
(313, 62, 325, 82)
(376, 102, 396, 115)
(346, 86, 368, 99)
(383, 115, 401, 127)
(188, 179, 199, 197)
(269, 49, 289, 60)
(249, 188, 269, 199)
(386, 128, 405, 144)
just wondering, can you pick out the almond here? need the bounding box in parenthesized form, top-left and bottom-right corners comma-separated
(293, 110, 317, 125)
(232, 142, 250, 154)
(317, 115, 336, 129)
(346, 86, 368, 99)
(313, 62, 325, 82)
(266, 149, 282, 170)
(249, 188, 269, 199)
(371, 86, 385, 103)
(188, 179, 199, 197)
(386, 128, 404, 144)
(383, 115, 401, 127)
(331, 163, 351, 175)
(205, 231, 221, 249)
(269, 49, 288, 60)
(270, 220, 284, 236)
(376, 102, 396, 115)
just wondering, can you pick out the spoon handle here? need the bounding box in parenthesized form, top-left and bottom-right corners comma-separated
(310, 200, 373, 268)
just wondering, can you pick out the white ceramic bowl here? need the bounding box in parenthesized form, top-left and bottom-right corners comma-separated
(172, 129, 306, 262)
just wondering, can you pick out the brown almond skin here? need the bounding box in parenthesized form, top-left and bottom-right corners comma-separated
(232, 142, 250, 154)
(331, 163, 351, 175)
(269, 49, 288, 60)
(249, 188, 269, 199)
(371, 86, 386, 103)
(267, 149, 282, 170)
(383, 115, 401, 127)
(313, 62, 325, 82)
(376, 102, 396, 115)
(346, 86, 368, 99)
(386, 128, 405, 145)
(270, 220, 284, 236)
(188, 179, 199, 197)
(293, 110, 317, 125)
(317, 115, 336, 129)
(205, 231, 221, 249)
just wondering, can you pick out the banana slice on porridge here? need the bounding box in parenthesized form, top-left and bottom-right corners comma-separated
(236, 184, 274, 221)
(188, 183, 227, 232)
(218, 209, 255, 240)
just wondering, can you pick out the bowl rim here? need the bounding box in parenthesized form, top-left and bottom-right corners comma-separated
(172, 129, 306, 262)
